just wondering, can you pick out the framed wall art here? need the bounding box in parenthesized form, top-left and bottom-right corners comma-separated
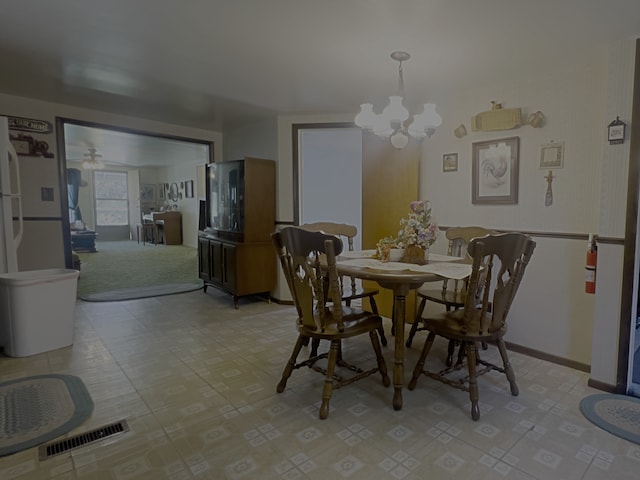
(443, 153, 458, 172)
(539, 141, 564, 169)
(472, 136, 519, 205)
(185, 180, 194, 198)
(140, 184, 156, 203)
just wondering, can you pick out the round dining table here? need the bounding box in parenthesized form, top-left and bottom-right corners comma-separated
(336, 252, 471, 410)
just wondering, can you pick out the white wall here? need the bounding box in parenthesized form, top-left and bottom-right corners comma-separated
(223, 117, 278, 161)
(419, 39, 636, 373)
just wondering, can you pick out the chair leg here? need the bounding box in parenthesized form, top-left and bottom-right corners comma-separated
(369, 330, 390, 387)
(369, 295, 387, 347)
(446, 340, 457, 367)
(277, 334, 305, 393)
(310, 338, 320, 358)
(319, 339, 339, 419)
(408, 331, 436, 390)
(406, 297, 427, 348)
(496, 338, 519, 396)
(465, 342, 480, 421)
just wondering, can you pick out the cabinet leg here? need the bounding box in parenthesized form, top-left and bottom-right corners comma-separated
(203, 283, 208, 293)
(234, 296, 239, 309)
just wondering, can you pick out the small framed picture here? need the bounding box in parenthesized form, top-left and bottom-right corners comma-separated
(185, 180, 194, 198)
(158, 183, 165, 200)
(539, 141, 564, 169)
(443, 153, 458, 172)
(608, 116, 625, 145)
(140, 184, 156, 203)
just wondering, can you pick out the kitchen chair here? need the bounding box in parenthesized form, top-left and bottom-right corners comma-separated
(136, 213, 159, 245)
(272, 226, 389, 419)
(406, 226, 494, 365)
(301, 222, 387, 346)
(408, 232, 536, 420)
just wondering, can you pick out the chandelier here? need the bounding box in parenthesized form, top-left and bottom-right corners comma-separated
(354, 51, 442, 149)
(81, 147, 105, 170)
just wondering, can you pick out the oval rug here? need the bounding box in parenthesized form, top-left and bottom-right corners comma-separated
(579, 393, 640, 445)
(0, 374, 94, 456)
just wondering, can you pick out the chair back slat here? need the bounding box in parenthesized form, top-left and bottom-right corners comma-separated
(464, 232, 536, 334)
(272, 227, 344, 331)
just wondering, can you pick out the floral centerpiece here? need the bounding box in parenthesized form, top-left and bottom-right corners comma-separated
(373, 200, 438, 264)
(397, 200, 438, 264)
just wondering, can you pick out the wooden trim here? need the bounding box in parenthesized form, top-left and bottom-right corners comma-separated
(269, 297, 294, 306)
(617, 38, 640, 391)
(587, 378, 620, 393)
(291, 122, 354, 226)
(505, 341, 590, 373)
(439, 226, 624, 244)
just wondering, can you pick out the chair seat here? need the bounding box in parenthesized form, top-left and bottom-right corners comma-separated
(298, 307, 383, 340)
(423, 309, 506, 342)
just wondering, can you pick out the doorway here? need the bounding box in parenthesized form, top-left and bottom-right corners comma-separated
(56, 118, 214, 295)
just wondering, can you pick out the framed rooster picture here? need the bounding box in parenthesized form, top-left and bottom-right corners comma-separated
(472, 136, 519, 204)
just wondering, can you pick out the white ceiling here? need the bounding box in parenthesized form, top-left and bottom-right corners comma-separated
(2, 1, 640, 164)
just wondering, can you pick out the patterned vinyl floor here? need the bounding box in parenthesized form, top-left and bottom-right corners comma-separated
(0, 288, 638, 479)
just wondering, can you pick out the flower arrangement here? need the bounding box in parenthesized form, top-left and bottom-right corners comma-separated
(373, 200, 438, 264)
(397, 200, 438, 250)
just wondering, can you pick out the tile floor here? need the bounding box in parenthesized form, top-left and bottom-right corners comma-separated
(0, 289, 639, 479)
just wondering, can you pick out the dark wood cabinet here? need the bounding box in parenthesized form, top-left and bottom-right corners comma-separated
(198, 157, 276, 307)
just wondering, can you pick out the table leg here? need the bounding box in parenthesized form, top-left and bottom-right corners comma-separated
(393, 294, 406, 410)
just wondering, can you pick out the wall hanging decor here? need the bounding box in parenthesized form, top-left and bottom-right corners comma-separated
(472, 136, 519, 205)
(470, 102, 544, 132)
(544, 170, 554, 207)
(443, 153, 458, 172)
(607, 116, 626, 145)
(539, 141, 564, 169)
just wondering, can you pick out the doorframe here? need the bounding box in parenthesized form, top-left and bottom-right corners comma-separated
(617, 38, 640, 393)
(292, 122, 354, 225)
(55, 117, 215, 267)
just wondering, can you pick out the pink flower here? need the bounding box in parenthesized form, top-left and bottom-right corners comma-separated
(410, 201, 425, 213)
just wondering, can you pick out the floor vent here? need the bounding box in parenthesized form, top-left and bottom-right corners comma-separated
(39, 419, 130, 460)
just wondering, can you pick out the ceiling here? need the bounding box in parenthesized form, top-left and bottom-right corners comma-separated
(2, 1, 640, 163)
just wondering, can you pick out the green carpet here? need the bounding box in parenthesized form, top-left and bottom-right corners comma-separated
(580, 393, 640, 445)
(76, 240, 202, 301)
(0, 374, 94, 457)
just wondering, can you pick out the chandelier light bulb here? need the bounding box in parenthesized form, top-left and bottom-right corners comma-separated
(382, 96, 409, 123)
(390, 131, 409, 149)
(354, 103, 376, 130)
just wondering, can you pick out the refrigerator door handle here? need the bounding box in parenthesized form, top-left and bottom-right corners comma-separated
(7, 141, 23, 247)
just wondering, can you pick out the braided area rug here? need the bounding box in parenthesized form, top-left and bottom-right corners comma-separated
(0, 374, 94, 456)
(580, 393, 640, 445)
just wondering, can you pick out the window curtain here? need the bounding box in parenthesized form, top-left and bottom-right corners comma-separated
(67, 168, 83, 223)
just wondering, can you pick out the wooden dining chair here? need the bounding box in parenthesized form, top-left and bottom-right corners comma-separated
(272, 226, 389, 419)
(301, 222, 387, 346)
(406, 226, 494, 365)
(408, 232, 536, 420)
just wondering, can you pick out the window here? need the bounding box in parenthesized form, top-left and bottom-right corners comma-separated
(94, 171, 129, 226)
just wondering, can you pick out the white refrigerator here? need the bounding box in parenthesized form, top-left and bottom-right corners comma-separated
(0, 116, 23, 273)
(1, 115, 67, 272)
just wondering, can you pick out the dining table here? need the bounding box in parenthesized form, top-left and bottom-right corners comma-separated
(336, 250, 472, 410)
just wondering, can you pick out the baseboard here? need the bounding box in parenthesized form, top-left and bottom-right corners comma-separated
(586, 378, 619, 393)
(269, 296, 294, 306)
(505, 341, 590, 373)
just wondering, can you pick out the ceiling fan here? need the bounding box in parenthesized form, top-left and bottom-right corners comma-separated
(82, 147, 105, 170)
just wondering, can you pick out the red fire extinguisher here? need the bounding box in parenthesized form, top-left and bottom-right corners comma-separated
(585, 234, 597, 294)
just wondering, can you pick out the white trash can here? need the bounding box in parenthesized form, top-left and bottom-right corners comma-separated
(0, 268, 79, 357)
